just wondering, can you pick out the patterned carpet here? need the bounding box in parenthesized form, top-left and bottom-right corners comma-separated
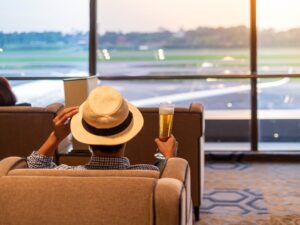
(197, 158, 300, 225)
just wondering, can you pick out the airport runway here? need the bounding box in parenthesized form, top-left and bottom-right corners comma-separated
(10, 77, 298, 111)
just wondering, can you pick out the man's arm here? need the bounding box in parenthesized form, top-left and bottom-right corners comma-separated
(38, 107, 79, 157)
(154, 135, 178, 171)
(27, 107, 79, 168)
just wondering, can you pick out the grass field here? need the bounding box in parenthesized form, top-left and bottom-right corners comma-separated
(1, 48, 300, 75)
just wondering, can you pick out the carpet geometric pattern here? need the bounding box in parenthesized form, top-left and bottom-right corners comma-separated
(201, 188, 268, 215)
(197, 161, 300, 225)
(205, 162, 251, 171)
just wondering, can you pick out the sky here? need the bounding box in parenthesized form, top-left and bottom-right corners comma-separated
(1, 0, 300, 33)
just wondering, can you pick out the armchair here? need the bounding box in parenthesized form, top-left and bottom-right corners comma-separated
(0, 157, 193, 225)
(0, 103, 64, 160)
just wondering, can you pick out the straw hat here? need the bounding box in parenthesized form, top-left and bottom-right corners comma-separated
(70, 86, 144, 145)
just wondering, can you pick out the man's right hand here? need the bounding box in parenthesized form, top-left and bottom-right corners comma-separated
(155, 135, 178, 159)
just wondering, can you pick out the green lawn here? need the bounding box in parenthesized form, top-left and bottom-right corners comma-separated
(1, 48, 300, 69)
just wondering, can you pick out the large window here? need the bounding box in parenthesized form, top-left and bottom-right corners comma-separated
(3, 0, 300, 152)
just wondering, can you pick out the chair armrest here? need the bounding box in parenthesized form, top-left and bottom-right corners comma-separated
(189, 102, 204, 113)
(45, 103, 64, 114)
(0, 157, 28, 177)
(160, 158, 190, 185)
(155, 178, 186, 225)
(160, 158, 192, 224)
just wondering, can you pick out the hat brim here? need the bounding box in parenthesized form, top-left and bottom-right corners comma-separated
(70, 102, 144, 145)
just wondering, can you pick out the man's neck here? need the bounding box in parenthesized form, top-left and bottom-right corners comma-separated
(93, 149, 125, 157)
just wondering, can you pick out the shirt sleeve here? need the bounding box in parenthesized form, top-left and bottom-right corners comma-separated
(26, 151, 84, 170)
(27, 151, 57, 169)
(154, 159, 167, 172)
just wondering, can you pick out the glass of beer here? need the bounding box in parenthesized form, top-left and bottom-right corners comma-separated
(155, 102, 175, 159)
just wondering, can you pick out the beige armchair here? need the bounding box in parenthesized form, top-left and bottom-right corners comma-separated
(0, 103, 63, 160)
(0, 157, 193, 225)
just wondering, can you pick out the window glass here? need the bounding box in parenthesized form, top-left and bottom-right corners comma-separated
(97, 0, 250, 76)
(10, 80, 64, 106)
(258, 78, 300, 151)
(257, 0, 300, 74)
(0, 0, 89, 78)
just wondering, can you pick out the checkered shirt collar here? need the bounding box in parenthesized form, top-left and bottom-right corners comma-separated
(85, 156, 130, 170)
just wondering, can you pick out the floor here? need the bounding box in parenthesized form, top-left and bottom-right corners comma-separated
(196, 160, 300, 225)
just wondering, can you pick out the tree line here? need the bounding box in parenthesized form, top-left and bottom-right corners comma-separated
(0, 32, 89, 50)
(1, 26, 300, 50)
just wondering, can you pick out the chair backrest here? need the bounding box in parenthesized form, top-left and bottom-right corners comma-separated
(126, 103, 203, 162)
(0, 103, 63, 159)
(0, 157, 189, 225)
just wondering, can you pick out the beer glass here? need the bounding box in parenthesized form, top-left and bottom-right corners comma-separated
(154, 103, 175, 159)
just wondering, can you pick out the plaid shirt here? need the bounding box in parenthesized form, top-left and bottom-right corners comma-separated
(27, 151, 159, 171)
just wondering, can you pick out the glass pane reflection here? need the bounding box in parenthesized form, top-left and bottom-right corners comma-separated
(10, 80, 64, 107)
(258, 78, 300, 151)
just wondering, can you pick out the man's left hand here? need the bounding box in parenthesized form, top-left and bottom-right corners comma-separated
(53, 107, 79, 143)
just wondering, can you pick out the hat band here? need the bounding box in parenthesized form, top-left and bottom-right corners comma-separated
(81, 111, 133, 136)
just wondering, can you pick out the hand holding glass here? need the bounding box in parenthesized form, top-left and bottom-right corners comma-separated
(155, 103, 175, 159)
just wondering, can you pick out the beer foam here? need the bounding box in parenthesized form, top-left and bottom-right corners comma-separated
(159, 107, 174, 114)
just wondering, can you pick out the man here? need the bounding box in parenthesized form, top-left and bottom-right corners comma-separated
(27, 86, 177, 171)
